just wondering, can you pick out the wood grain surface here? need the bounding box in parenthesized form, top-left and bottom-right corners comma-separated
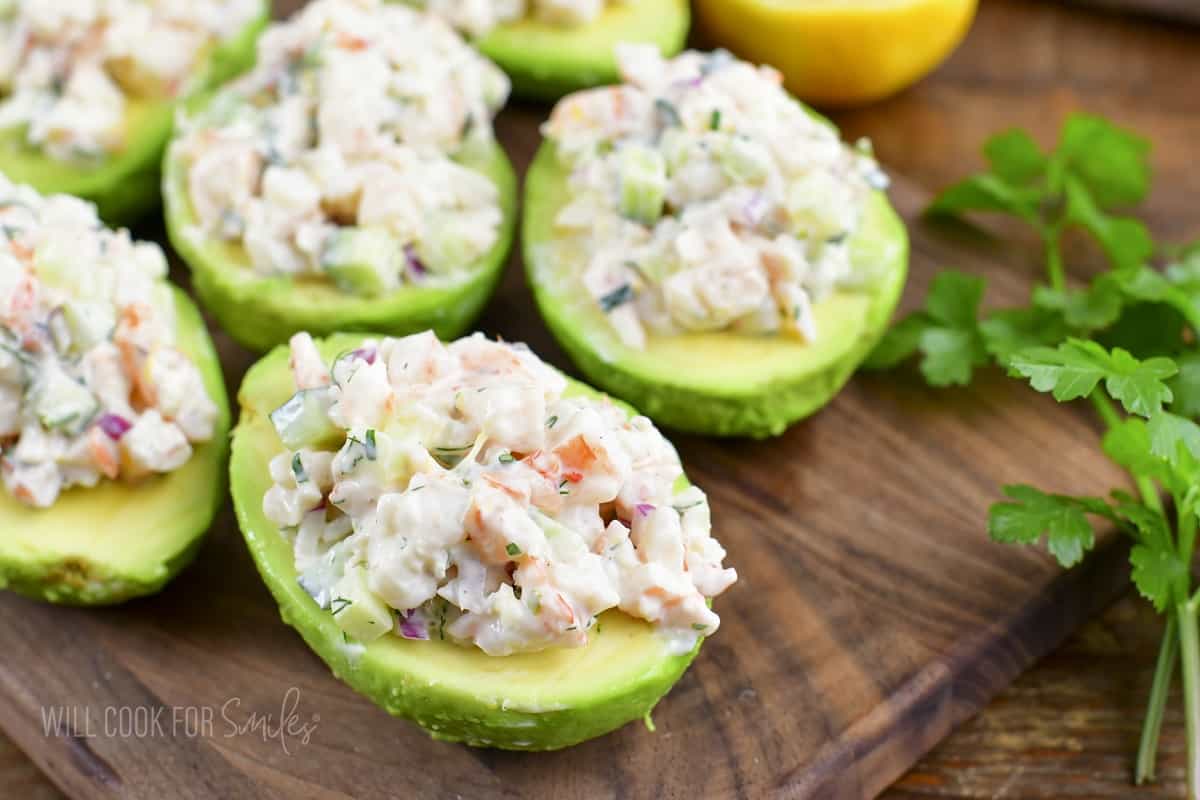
(1066, 0, 1200, 24)
(1, 1, 1198, 798)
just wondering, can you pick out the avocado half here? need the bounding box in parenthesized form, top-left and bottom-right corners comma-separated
(0, 289, 231, 605)
(230, 333, 701, 749)
(0, 6, 269, 225)
(522, 143, 910, 438)
(164, 138, 519, 354)
(476, 0, 690, 99)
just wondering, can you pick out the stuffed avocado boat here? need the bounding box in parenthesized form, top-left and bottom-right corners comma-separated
(409, 0, 690, 99)
(0, 177, 230, 605)
(231, 330, 736, 748)
(524, 46, 910, 438)
(0, 0, 268, 224)
(164, 0, 518, 354)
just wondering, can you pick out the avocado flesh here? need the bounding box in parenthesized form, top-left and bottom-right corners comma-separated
(230, 333, 698, 750)
(164, 139, 519, 354)
(0, 6, 268, 225)
(477, 0, 689, 99)
(0, 289, 231, 605)
(523, 142, 910, 438)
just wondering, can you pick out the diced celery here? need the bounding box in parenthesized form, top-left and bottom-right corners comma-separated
(330, 565, 392, 643)
(297, 539, 353, 610)
(321, 227, 402, 296)
(0, 328, 33, 388)
(32, 361, 98, 435)
(618, 144, 667, 226)
(269, 388, 343, 450)
(61, 300, 116, 352)
(417, 214, 478, 273)
(717, 136, 771, 184)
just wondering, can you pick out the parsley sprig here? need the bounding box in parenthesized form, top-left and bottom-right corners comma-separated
(868, 113, 1200, 790)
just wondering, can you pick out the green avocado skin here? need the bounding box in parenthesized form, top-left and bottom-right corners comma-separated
(476, 0, 690, 100)
(164, 139, 518, 354)
(523, 143, 910, 439)
(0, 289, 231, 605)
(231, 333, 699, 750)
(0, 6, 268, 225)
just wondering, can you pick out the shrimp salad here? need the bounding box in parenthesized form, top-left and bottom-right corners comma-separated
(414, 0, 624, 39)
(0, 177, 218, 508)
(0, 0, 262, 163)
(172, 0, 511, 295)
(263, 331, 737, 656)
(542, 45, 890, 350)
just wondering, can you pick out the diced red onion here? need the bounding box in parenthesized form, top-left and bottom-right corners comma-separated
(741, 193, 769, 228)
(398, 609, 429, 641)
(350, 347, 377, 365)
(97, 413, 132, 440)
(636, 503, 655, 517)
(404, 244, 427, 279)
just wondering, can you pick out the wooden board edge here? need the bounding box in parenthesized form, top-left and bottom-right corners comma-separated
(775, 533, 1133, 800)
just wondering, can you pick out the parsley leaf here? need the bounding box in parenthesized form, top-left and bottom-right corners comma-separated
(1102, 418, 1178, 493)
(988, 485, 1112, 567)
(1032, 280, 1124, 331)
(1147, 411, 1200, 469)
(1006, 339, 1176, 417)
(1168, 353, 1200, 419)
(978, 306, 1070, 357)
(927, 173, 1042, 223)
(865, 271, 989, 385)
(983, 128, 1047, 185)
(863, 313, 928, 369)
(1056, 113, 1151, 210)
(1064, 177, 1154, 272)
(1130, 545, 1186, 612)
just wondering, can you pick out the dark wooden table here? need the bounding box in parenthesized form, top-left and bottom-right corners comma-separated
(2, 0, 1198, 796)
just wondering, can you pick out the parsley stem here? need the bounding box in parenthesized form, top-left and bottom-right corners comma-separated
(1044, 227, 1066, 292)
(1181, 507, 1198, 574)
(1177, 598, 1200, 800)
(1137, 616, 1178, 784)
(1090, 391, 1162, 513)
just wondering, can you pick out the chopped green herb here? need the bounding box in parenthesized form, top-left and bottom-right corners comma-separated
(499, 452, 515, 464)
(505, 542, 521, 557)
(431, 444, 473, 469)
(291, 453, 307, 483)
(709, 109, 722, 131)
(599, 283, 634, 313)
(330, 597, 352, 616)
(654, 98, 682, 129)
(364, 428, 377, 460)
(547, 415, 558, 429)
(692, 623, 707, 631)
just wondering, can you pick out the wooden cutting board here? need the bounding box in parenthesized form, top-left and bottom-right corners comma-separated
(0, 103, 1137, 800)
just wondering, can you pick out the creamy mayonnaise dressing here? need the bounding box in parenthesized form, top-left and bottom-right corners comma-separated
(263, 331, 736, 656)
(0, 0, 261, 162)
(415, 0, 625, 38)
(0, 176, 218, 508)
(172, 0, 510, 293)
(542, 45, 889, 350)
